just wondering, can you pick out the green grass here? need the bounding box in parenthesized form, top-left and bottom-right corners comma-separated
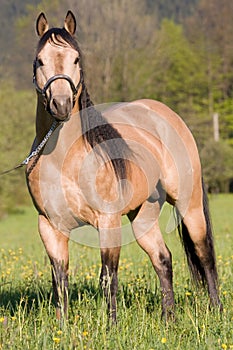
(0, 195, 232, 349)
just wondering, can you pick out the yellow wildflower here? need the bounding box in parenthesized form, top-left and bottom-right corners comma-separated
(161, 337, 167, 344)
(53, 337, 60, 343)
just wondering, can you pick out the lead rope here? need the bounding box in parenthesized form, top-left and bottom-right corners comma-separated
(0, 120, 58, 175)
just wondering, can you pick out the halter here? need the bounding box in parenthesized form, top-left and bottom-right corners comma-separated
(33, 59, 83, 114)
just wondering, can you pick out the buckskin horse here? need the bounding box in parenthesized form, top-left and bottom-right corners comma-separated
(26, 11, 222, 322)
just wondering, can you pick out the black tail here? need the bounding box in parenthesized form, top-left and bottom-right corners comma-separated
(176, 178, 218, 287)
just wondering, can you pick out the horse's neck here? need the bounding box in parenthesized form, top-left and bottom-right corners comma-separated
(36, 96, 54, 143)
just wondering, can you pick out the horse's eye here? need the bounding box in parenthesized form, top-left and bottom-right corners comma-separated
(74, 57, 80, 64)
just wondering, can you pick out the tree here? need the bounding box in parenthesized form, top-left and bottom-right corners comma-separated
(185, 0, 233, 143)
(130, 19, 211, 146)
(147, 0, 199, 23)
(200, 139, 233, 192)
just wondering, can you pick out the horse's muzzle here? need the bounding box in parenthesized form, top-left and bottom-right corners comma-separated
(50, 95, 72, 121)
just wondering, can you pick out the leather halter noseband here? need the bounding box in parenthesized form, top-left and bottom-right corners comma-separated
(33, 59, 83, 114)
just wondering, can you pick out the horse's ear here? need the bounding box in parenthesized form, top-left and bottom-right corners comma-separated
(36, 12, 49, 37)
(64, 10, 76, 35)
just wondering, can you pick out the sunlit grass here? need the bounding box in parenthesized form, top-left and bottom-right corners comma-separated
(0, 195, 232, 349)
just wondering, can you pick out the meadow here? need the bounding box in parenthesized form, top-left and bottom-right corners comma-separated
(0, 194, 232, 349)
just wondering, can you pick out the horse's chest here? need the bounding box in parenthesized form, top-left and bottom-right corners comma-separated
(27, 128, 97, 233)
(45, 163, 88, 232)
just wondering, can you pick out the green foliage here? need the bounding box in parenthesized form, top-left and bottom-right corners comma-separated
(218, 98, 233, 142)
(201, 139, 233, 192)
(0, 81, 35, 216)
(144, 20, 207, 110)
(147, 0, 199, 22)
(0, 196, 232, 348)
(0, 0, 40, 82)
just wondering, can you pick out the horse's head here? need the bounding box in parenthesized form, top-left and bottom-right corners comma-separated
(33, 11, 83, 121)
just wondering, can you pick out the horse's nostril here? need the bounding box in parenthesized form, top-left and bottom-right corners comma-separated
(53, 98, 58, 110)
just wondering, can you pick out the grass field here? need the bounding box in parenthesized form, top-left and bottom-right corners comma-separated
(0, 194, 232, 349)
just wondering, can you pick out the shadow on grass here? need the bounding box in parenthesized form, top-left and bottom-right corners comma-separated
(0, 278, 164, 317)
(0, 280, 101, 315)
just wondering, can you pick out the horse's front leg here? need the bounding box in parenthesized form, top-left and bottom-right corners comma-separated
(98, 215, 121, 324)
(39, 214, 69, 320)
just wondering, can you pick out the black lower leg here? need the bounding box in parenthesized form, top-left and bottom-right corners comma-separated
(100, 248, 120, 323)
(156, 249, 175, 319)
(100, 267, 118, 322)
(51, 259, 68, 320)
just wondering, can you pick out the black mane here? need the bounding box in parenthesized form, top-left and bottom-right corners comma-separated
(79, 86, 131, 181)
(37, 28, 130, 181)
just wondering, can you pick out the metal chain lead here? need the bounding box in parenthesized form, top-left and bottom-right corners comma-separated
(0, 120, 58, 175)
(22, 120, 58, 165)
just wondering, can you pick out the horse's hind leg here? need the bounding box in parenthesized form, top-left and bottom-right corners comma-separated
(39, 215, 69, 320)
(128, 200, 175, 319)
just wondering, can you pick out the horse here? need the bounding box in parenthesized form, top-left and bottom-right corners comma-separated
(26, 11, 222, 323)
